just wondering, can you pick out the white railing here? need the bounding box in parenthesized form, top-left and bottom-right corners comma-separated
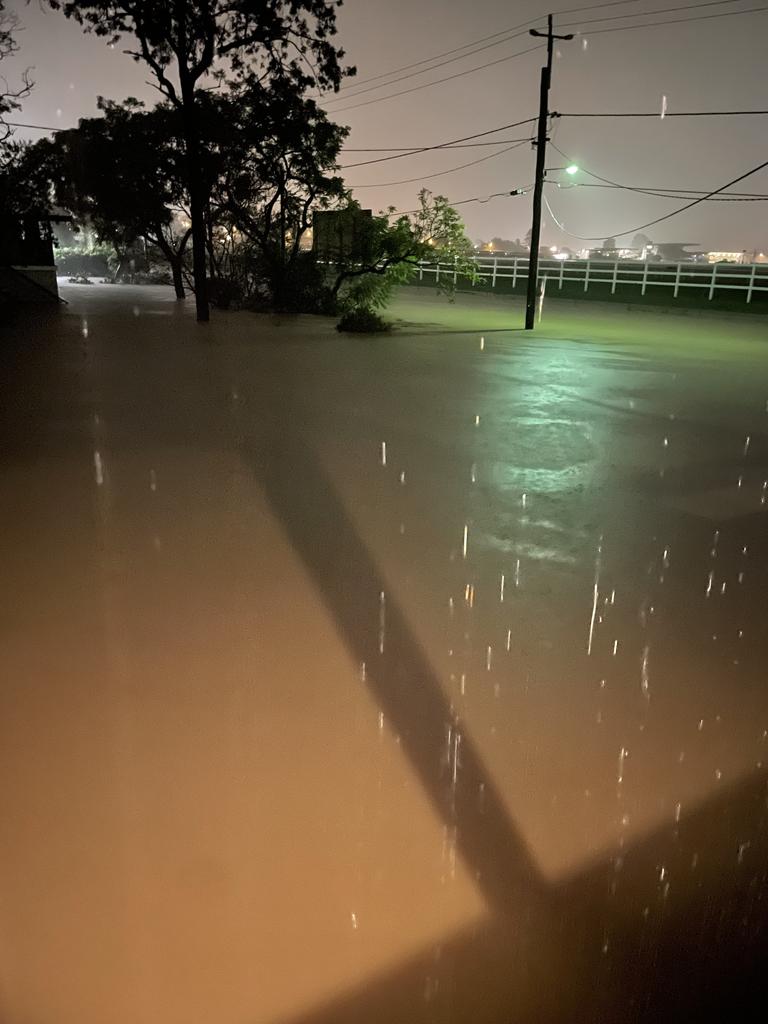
(416, 257, 768, 304)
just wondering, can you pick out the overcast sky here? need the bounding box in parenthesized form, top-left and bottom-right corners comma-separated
(4, 0, 767, 250)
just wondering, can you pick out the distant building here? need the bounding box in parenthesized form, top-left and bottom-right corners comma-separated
(707, 251, 745, 263)
(653, 242, 704, 262)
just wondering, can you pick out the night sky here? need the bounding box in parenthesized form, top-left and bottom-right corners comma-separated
(4, 0, 767, 250)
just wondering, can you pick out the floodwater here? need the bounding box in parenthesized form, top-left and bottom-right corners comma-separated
(1, 284, 767, 1022)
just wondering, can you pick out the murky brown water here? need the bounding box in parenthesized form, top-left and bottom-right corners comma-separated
(2, 286, 767, 1022)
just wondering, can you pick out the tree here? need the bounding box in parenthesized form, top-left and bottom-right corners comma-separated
(327, 190, 477, 313)
(603, 236, 617, 251)
(207, 80, 347, 309)
(1, 0, 33, 151)
(54, 98, 192, 296)
(632, 232, 652, 252)
(48, 0, 353, 322)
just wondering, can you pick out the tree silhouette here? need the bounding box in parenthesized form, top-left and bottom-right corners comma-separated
(48, 0, 353, 321)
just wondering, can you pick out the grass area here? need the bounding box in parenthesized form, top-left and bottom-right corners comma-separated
(387, 288, 768, 362)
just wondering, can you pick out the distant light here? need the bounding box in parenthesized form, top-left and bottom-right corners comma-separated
(565, 164, 579, 176)
(550, 246, 558, 252)
(553, 253, 569, 261)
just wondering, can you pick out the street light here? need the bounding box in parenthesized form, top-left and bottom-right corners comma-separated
(544, 165, 579, 177)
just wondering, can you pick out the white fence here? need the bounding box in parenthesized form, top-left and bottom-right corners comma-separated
(416, 256, 768, 304)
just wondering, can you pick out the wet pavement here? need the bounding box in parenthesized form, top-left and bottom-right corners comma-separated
(1, 284, 768, 1023)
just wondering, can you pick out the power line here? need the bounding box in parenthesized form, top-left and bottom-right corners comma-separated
(543, 156, 768, 239)
(339, 118, 536, 168)
(5, 120, 60, 131)
(331, 44, 544, 114)
(324, 28, 531, 104)
(389, 188, 531, 217)
(342, 140, 539, 151)
(554, 181, 768, 199)
(557, 108, 768, 117)
(549, 141, 768, 199)
(557, 0, 754, 31)
(349, 140, 531, 189)
(329, 5, 765, 117)
(326, 0, 644, 95)
(346, 107, 768, 155)
(563, 2, 768, 35)
(329, 1, 764, 115)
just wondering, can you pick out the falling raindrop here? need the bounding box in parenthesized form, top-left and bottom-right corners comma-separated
(640, 645, 650, 700)
(378, 592, 386, 654)
(587, 582, 599, 655)
(149, 469, 157, 492)
(479, 336, 485, 351)
(462, 524, 469, 559)
(399, 470, 406, 485)
(93, 450, 104, 487)
(380, 441, 387, 466)
(486, 646, 492, 671)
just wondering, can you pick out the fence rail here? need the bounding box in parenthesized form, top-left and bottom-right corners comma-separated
(416, 256, 768, 304)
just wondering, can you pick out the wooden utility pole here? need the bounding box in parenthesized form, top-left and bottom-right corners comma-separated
(524, 14, 573, 330)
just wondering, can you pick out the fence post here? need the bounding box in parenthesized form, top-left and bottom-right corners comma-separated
(584, 259, 590, 293)
(708, 262, 717, 300)
(419, 261, 423, 281)
(559, 259, 565, 290)
(641, 260, 649, 295)
(512, 258, 518, 289)
(436, 262, 440, 284)
(747, 263, 756, 304)
(453, 255, 458, 285)
(673, 262, 681, 298)
(611, 260, 618, 295)
(491, 257, 498, 289)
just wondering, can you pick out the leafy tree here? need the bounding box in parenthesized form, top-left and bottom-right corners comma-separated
(328, 190, 477, 315)
(54, 98, 192, 296)
(207, 81, 347, 309)
(603, 236, 617, 250)
(48, 0, 354, 322)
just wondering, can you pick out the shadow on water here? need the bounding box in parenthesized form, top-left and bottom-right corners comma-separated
(246, 428, 768, 1024)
